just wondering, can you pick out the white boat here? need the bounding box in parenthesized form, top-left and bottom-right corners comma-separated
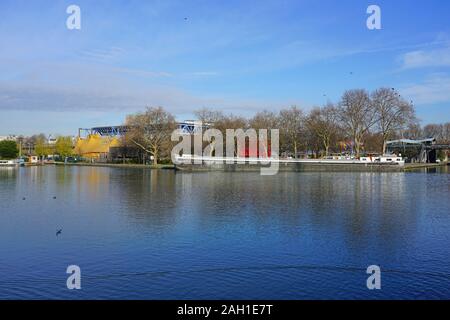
(360, 155, 405, 166)
(175, 154, 406, 166)
(0, 160, 17, 167)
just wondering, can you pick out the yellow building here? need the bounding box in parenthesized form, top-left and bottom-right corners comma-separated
(74, 134, 121, 160)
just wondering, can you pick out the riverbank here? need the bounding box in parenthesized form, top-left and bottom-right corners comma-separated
(51, 161, 447, 172)
(176, 161, 448, 172)
(54, 162, 176, 170)
(404, 162, 448, 171)
(175, 162, 404, 172)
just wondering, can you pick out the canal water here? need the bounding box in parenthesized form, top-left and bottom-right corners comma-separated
(0, 165, 449, 299)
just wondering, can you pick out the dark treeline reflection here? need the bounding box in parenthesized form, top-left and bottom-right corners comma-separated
(6, 166, 445, 245)
(48, 167, 434, 246)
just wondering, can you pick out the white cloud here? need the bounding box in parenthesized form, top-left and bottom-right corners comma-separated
(0, 59, 204, 113)
(0, 81, 307, 118)
(0, 82, 210, 113)
(78, 47, 126, 61)
(400, 46, 450, 69)
(0, 58, 307, 116)
(401, 74, 450, 105)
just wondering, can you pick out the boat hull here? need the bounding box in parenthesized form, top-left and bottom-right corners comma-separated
(175, 162, 404, 172)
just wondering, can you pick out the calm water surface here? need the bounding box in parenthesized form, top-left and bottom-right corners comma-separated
(0, 165, 449, 299)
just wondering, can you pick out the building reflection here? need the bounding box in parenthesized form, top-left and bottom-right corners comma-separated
(2, 166, 430, 259)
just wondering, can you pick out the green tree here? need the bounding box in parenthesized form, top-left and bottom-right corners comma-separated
(0, 140, 19, 159)
(35, 136, 50, 159)
(55, 136, 74, 159)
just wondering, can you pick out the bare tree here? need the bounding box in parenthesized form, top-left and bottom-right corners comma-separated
(306, 104, 340, 157)
(337, 89, 377, 157)
(371, 88, 416, 154)
(443, 123, 450, 143)
(214, 114, 248, 157)
(249, 110, 279, 130)
(442, 123, 450, 161)
(362, 132, 383, 154)
(423, 124, 443, 141)
(194, 108, 225, 157)
(247, 110, 279, 157)
(125, 107, 176, 165)
(213, 114, 248, 134)
(279, 106, 304, 158)
(194, 107, 224, 125)
(403, 122, 423, 140)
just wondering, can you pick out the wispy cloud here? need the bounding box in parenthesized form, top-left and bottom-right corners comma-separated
(78, 47, 126, 61)
(401, 74, 450, 105)
(0, 80, 306, 117)
(0, 82, 208, 113)
(400, 45, 450, 69)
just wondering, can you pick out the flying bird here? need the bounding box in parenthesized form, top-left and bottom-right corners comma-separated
(56, 229, 62, 236)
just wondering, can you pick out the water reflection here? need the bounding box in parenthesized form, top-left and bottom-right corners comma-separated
(0, 165, 449, 299)
(0, 167, 17, 178)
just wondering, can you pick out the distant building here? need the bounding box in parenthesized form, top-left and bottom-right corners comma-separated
(178, 120, 210, 135)
(0, 135, 18, 142)
(47, 135, 57, 145)
(385, 138, 449, 163)
(75, 122, 208, 162)
(74, 134, 121, 161)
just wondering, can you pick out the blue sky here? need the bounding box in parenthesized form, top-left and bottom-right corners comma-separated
(0, 0, 449, 135)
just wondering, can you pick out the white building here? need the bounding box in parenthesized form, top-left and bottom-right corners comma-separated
(0, 135, 18, 142)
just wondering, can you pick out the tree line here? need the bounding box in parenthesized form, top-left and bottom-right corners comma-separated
(9, 87, 448, 164)
(124, 88, 450, 164)
(12, 135, 74, 159)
